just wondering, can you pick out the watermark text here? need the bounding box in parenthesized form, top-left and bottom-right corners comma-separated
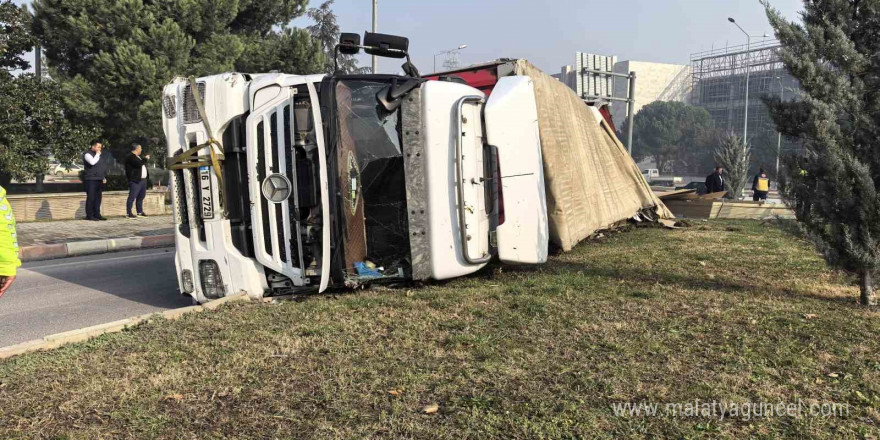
(610, 399, 849, 421)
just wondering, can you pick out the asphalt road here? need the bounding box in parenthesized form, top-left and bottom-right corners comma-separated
(0, 248, 191, 347)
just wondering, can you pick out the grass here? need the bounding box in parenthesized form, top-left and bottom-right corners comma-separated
(1, 220, 878, 439)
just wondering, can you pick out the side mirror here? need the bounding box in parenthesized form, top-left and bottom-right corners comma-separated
(401, 61, 420, 78)
(339, 33, 361, 55)
(363, 32, 408, 59)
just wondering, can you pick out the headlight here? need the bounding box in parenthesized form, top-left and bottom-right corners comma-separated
(181, 269, 194, 293)
(199, 260, 226, 298)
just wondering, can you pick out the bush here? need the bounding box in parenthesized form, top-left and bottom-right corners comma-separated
(77, 170, 134, 191)
(149, 168, 170, 187)
(104, 174, 129, 191)
(76, 164, 171, 191)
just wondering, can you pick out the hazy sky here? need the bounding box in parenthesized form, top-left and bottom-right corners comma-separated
(298, 0, 804, 73)
(16, 0, 804, 74)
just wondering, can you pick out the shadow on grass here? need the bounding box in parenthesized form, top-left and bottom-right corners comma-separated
(763, 217, 812, 242)
(539, 260, 859, 307)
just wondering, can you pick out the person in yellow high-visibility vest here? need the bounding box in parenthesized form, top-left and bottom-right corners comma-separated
(0, 185, 20, 298)
(752, 168, 771, 202)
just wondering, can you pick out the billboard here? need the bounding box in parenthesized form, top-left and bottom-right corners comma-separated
(575, 53, 617, 100)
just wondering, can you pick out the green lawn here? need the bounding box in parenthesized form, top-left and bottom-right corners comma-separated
(1, 220, 878, 439)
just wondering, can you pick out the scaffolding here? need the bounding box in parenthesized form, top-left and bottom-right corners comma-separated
(691, 41, 802, 171)
(692, 40, 792, 137)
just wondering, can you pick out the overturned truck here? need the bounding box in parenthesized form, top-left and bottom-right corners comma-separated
(163, 32, 670, 303)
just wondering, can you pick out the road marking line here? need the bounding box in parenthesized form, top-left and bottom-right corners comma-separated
(21, 250, 172, 270)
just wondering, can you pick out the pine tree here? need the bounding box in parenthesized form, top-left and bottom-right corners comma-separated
(307, 0, 367, 74)
(714, 133, 751, 200)
(31, 0, 322, 159)
(763, 0, 880, 306)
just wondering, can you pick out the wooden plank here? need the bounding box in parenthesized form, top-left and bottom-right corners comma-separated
(709, 201, 724, 219)
(715, 201, 795, 219)
(663, 199, 715, 219)
(696, 191, 727, 200)
(656, 189, 696, 201)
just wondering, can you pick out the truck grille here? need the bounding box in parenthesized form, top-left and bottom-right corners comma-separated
(285, 144, 300, 268)
(182, 82, 206, 124)
(221, 116, 254, 258)
(172, 169, 190, 238)
(163, 95, 176, 119)
(251, 103, 304, 276)
(171, 165, 205, 240)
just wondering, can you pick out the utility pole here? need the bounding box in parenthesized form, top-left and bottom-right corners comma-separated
(626, 71, 636, 156)
(35, 43, 45, 193)
(776, 76, 784, 177)
(434, 45, 467, 72)
(728, 18, 766, 145)
(372, 0, 377, 73)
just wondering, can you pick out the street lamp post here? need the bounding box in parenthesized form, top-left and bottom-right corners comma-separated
(433, 44, 468, 72)
(775, 76, 784, 177)
(372, 0, 378, 73)
(727, 18, 767, 145)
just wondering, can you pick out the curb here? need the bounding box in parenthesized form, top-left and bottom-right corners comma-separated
(20, 234, 175, 262)
(0, 293, 250, 360)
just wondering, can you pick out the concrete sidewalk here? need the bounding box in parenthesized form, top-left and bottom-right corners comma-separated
(17, 215, 175, 261)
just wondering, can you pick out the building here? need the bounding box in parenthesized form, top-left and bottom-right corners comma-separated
(552, 65, 577, 91)
(690, 40, 797, 138)
(556, 54, 692, 130)
(690, 40, 801, 172)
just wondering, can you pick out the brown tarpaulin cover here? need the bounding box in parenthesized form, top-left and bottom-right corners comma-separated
(514, 60, 674, 251)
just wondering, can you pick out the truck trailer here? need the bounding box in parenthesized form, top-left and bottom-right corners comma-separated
(429, 58, 673, 251)
(162, 32, 549, 303)
(425, 59, 618, 131)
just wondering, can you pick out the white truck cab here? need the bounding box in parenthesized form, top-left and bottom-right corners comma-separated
(162, 32, 548, 303)
(642, 168, 660, 181)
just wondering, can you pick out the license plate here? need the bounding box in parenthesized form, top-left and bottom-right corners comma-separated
(199, 166, 214, 220)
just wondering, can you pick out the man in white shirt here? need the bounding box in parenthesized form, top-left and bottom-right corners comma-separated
(82, 139, 109, 221)
(124, 143, 151, 219)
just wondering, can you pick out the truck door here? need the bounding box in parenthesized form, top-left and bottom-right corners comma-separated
(418, 81, 493, 280)
(483, 76, 549, 264)
(456, 94, 493, 265)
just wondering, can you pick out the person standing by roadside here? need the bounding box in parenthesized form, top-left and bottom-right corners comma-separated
(705, 166, 726, 194)
(752, 168, 771, 202)
(124, 143, 151, 219)
(83, 139, 109, 221)
(0, 185, 20, 299)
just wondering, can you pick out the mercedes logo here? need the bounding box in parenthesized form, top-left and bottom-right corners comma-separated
(261, 174, 292, 203)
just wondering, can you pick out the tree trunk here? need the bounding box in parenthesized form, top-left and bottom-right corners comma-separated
(860, 271, 877, 306)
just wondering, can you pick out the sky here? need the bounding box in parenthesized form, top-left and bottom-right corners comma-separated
(292, 0, 804, 73)
(16, 0, 804, 74)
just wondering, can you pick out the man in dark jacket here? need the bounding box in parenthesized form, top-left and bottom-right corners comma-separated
(705, 166, 726, 194)
(83, 139, 109, 221)
(124, 143, 151, 219)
